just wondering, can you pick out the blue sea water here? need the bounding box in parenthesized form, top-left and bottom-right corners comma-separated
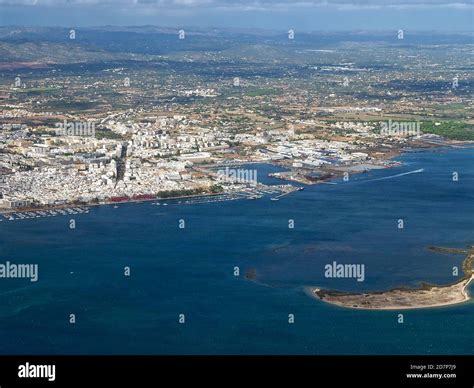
(0, 147, 473, 355)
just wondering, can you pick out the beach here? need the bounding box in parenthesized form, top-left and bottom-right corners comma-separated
(312, 249, 474, 310)
(311, 275, 473, 310)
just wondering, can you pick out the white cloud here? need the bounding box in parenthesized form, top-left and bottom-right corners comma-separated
(0, 0, 472, 10)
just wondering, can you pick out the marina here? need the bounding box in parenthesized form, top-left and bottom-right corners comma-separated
(151, 184, 299, 206)
(0, 181, 303, 218)
(0, 207, 90, 221)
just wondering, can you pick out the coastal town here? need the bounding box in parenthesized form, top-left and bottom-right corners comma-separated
(0, 107, 448, 210)
(0, 27, 472, 212)
(0, 7, 473, 375)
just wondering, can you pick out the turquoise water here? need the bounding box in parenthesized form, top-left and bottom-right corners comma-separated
(0, 148, 473, 354)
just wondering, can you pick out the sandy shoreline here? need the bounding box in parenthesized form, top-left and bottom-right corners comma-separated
(310, 244, 474, 311)
(310, 275, 473, 310)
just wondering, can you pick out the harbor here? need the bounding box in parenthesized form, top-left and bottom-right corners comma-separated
(0, 182, 302, 218)
(0, 206, 90, 221)
(152, 184, 301, 206)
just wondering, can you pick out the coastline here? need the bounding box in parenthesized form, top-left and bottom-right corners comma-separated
(1, 139, 470, 215)
(260, 138, 463, 186)
(309, 275, 473, 311)
(310, 247, 474, 310)
(0, 184, 297, 217)
(0, 191, 227, 216)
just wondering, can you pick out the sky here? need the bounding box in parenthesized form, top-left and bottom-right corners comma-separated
(0, 0, 472, 31)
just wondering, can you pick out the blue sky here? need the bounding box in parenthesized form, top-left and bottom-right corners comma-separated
(0, 0, 472, 31)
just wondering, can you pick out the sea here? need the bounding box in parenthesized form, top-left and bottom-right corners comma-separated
(0, 147, 473, 355)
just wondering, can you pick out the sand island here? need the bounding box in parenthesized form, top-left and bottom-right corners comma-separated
(310, 245, 474, 310)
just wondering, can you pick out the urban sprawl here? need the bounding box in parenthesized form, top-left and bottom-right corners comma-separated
(0, 27, 472, 210)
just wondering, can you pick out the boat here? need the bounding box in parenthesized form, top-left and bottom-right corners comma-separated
(114, 205, 118, 209)
(270, 197, 279, 201)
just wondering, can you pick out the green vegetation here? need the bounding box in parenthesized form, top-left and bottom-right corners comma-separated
(156, 185, 223, 198)
(156, 188, 203, 198)
(31, 128, 55, 136)
(15, 87, 58, 96)
(421, 121, 474, 141)
(244, 88, 280, 97)
(95, 129, 126, 140)
(46, 101, 98, 111)
(462, 250, 473, 277)
(209, 184, 224, 193)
